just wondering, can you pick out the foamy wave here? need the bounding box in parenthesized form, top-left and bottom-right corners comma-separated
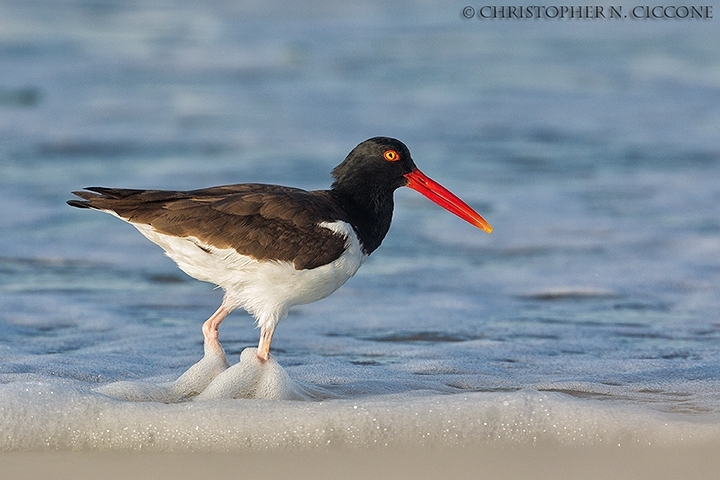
(1, 381, 718, 452)
(95, 348, 326, 402)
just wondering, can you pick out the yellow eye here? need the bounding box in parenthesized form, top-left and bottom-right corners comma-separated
(383, 149, 400, 162)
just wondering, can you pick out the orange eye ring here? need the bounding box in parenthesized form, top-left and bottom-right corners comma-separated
(383, 149, 400, 162)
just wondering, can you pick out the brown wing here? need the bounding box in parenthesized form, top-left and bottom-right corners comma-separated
(68, 184, 350, 270)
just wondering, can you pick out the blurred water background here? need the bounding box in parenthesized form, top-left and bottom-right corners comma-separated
(1, 0, 720, 452)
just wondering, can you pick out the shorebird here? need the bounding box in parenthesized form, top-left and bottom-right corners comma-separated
(68, 137, 492, 363)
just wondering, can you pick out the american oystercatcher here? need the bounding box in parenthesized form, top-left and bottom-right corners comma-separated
(68, 137, 492, 364)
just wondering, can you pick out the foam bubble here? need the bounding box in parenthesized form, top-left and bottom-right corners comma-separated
(95, 343, 230, 402)
(197, 348, 324, 400)
(95, 348, 323, 402)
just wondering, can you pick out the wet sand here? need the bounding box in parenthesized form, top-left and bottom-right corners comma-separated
(2, 443, 719, 480)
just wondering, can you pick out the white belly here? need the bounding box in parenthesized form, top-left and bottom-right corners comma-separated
(129, 220, 366, 329)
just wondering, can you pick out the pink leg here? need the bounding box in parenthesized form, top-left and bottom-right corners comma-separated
(257, 324, 275, 362)
(202, 302, 232, 358)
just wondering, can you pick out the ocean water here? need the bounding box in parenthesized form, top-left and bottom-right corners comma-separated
(1, 0, 720, 453)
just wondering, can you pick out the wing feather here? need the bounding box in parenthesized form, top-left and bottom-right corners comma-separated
(68, 185, 350, 270)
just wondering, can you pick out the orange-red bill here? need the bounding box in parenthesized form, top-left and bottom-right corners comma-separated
(404, 169, 492, 233)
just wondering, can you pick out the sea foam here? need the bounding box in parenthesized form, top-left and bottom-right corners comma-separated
(95, 348, 323, 402)
(1, 374, 719, 452)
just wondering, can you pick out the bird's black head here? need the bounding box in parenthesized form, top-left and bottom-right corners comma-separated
(328, 137, 416, 254)
(331, 137, 417, 194)
(329, 136, 492, 255)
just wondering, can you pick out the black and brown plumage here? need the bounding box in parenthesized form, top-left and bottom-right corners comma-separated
(68, 137, 492, 366)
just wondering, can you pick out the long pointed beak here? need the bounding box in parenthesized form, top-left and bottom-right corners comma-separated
(404, 168, 492, 233)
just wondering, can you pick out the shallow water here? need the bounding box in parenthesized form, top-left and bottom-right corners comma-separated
(1, 0, 720, 453)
